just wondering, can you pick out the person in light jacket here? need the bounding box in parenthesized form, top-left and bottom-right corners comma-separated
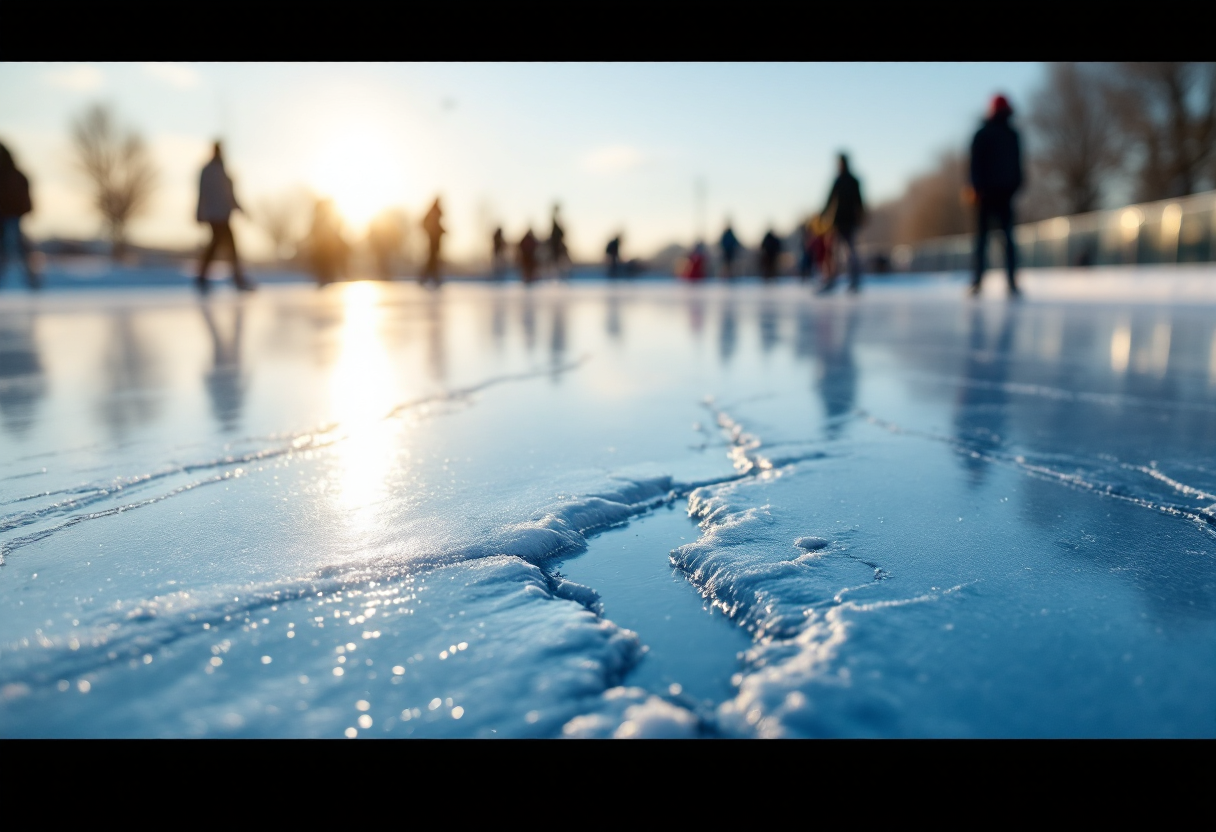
(196, 142, 253, 292)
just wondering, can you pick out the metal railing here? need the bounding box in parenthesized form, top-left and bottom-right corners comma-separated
(885, 190, 1216, 273)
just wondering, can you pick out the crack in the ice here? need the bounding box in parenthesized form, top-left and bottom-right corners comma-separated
(858, 408, 1216, 535)
(910, 371, 1216, 415)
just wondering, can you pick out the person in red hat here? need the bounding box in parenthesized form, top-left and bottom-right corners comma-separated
(968, 94, 1023, 297)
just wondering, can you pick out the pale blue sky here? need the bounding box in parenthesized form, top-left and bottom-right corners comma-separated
(0, 62, 1045, 260)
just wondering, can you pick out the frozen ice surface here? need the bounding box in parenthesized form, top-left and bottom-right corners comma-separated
(1, 269, 1215, 737)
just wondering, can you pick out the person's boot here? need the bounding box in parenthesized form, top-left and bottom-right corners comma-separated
(195, 275, 210, 294)
(234, 274, 256, 292)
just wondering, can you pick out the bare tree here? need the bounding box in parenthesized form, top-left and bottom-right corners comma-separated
(894, 151, 974, 244)
(1027, 62, 1125, 215)
(70, 104, 158, 260)
(1107, 62, 1216, 201)
(255, 189, 311, 263)
(1016, 157, 1070, 223)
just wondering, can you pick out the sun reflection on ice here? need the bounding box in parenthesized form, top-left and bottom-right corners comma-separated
(329, 282, 398, 526)
(1110, 321, 1131, 374)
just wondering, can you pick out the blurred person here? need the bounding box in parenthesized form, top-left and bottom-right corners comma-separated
(491, 227, 508, 279)
(195, 142, 253, 293)
(681, 241, 708, 282)
(817, 153, 865, 294)
(719, 222, 741, 279)
(368, 209, 407, 280)
(798, 218, 817, 282)
(968, 94, 1023, 297)
(421, 197, 445, 287)
(810, 215, 834, 280)
(548, 204, 570, 279)
(0, 143, 38, 290)
(605, 234, 622, 278)
(518, 228, 540, 284)
(759, 228, 782, 282)
(307, 198, 348, 287)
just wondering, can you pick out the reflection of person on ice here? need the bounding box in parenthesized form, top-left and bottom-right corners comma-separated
(196, 142, 253, 293)
(421, 197, 445, 287)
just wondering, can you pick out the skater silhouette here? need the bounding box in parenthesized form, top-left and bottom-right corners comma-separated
(195, 142, 253, 293)
(518, 228, 539, 284)
(421, 197, 445, 287)
(491, 227, 508, 279)
(0, 143, 39, 290)
(719, 222, 741, 279)
(798, 218, 817, 282)
(759, 229, 782, 282)
(817, 153, 865, 294)
(548, 204, 570, 279)
(605, 234, 622, 278)
(969, 94, 1023, 297)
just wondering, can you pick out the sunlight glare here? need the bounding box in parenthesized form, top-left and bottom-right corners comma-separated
(311, 129, 407, 231)
(329, 282, 397, 521)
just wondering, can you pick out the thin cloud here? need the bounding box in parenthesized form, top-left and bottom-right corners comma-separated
(143, 62, 201, 89)
(583, 145, 646, 174)
(44, 64, 104, 92)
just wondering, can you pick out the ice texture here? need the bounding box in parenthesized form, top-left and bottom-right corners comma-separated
(2, 271, 1216, 737)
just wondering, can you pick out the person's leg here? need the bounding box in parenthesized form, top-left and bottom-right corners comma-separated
(15, 219, 38, 288)
(198, 223, 222, 286)
(972, 203, 989, 293)
(818, 238, 837, 293)
(218, 222, 241, 282)
(432, 242, 443, 285)
(0, 217, 12, 284)
(999, 197, 1018, 294)
(845, 229, 861, 291)
(222, 222, 254, 290)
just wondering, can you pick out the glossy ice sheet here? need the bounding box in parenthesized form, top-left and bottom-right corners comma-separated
(1, 274, 1214, 737)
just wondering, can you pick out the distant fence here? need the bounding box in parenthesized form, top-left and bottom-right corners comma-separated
(881, 190, 1216, 273)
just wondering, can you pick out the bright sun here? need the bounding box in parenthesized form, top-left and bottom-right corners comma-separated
(310, 129, 406, 231)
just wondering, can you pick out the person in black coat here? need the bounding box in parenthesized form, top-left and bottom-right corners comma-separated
(759, 229, 782, 281)
(719, 223, 741, 279)
(605, 234, 622, 278)
(969, 95, 1023, 296)
(0, 143, 39, 289)
(818, 153, 865, 294)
